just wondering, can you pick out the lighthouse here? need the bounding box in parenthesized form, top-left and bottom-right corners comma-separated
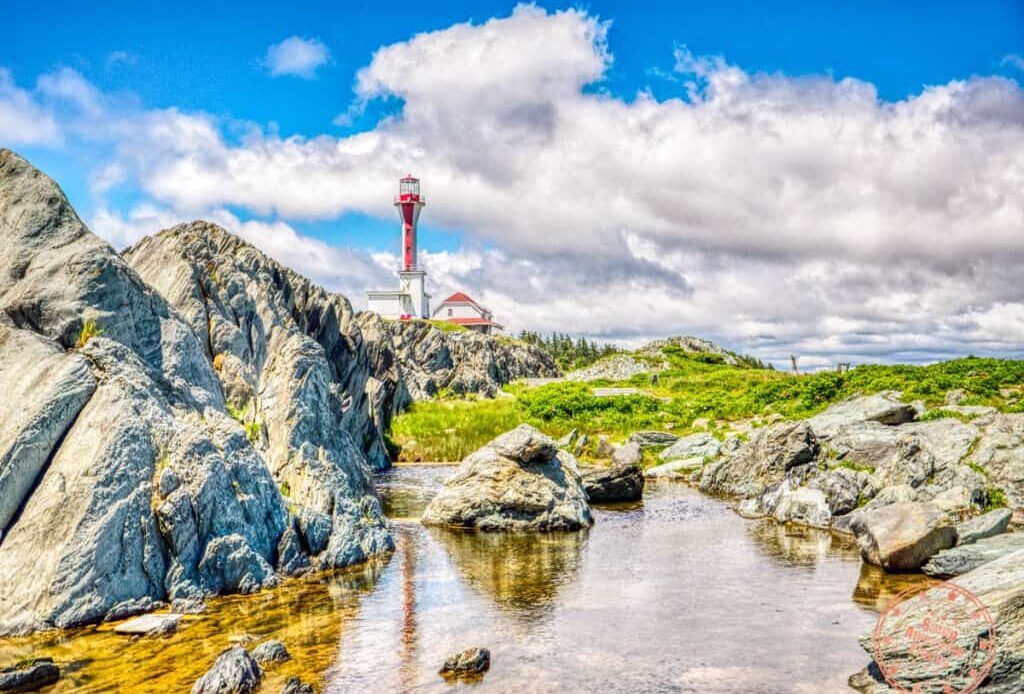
(366, 175, 431, 319)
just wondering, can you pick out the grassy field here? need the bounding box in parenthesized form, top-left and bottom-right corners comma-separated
(387, 347, 1024, 462)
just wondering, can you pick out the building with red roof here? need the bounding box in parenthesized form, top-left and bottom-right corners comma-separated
(432, 291, 503, 335)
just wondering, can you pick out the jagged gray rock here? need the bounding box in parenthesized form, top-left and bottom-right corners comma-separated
(611, 441, 642, 466)
(440, 647, 491, 677)
(806, 392, 917, 438)
(359, 316, 558, 400)
(922, 533, 1024, 577)
(957, 508, 1013, 546)
(857, 548, 1024, 694)
(191, 647, 261, 694)
(628, 430, 678, 448)
(0, 658, 59, 692)
(699, 421, 819, 498)
(421, 425, 593, 531)
(659, 432, 721, 462)
(251, 640, 291, 664)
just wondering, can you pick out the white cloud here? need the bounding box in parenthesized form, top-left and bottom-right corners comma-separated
(105, 50, 137, 71)
(0, 69, 61, 146)
(1002, 53, 1024, 71)
(263, 36, 330, 79)
(5, 7, 1024, 367)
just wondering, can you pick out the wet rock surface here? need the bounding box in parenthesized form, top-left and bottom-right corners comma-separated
(251, 639, 291, 664)
(850, 502, 956, 571)
(580, 464, 644, 503)
(0, 658, 59, 692)
(421, 425, 593, 531)
(191, 647, 261, 694)
(439, 647, 491, 677)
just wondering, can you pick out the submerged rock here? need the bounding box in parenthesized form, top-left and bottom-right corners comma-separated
(957, 508, 1013, 546)
(251, 640, 291, 664)
(581, 464, 644, 503)
(922, 533, 1024, 577)
(191, 648, 261, 694)
(421, 425, 593, 531)
(440, 647, 491, 677)
(850, 502, 956, 571)
(0, 658, 59, 692)
(280, 677, 314, 694)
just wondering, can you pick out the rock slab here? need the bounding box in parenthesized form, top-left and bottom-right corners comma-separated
(580, 464, 644, 503)
(0, 659, 59, 693)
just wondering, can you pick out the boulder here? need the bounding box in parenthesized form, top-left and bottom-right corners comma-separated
(850, 502, 957, 571)
(594, 436, 615, 459)
(628, 431, 678, 448)
(251, 640, 291, 664)
(734, 481, 831, 529)
(191, 648, 261, 694)
(856, 547, 1024, 693)
(420, 425, 593, 531)
(699, 421, 819, 498)
(0, 658, 59, 692)
(922, 533, 1024, 577)
(967, 413, 1024, 508)
(658, 432, 721, 462)
(280, 677, 314, 694)
(439, 647, 491, 677)
(806, 392, 917, 438)
(580, 464, 644, 503)
(957, 508, 1013, 546)
(611, 442, 643, 467)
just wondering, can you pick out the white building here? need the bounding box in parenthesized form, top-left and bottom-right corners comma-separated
(432, 292, 503, 335)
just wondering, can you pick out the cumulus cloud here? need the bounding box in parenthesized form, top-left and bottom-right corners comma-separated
(263, 36, 331, 78)
(1003, 53, 1024, 71)
(0, 69, 61, 146)
(3, 6, 1024, 367)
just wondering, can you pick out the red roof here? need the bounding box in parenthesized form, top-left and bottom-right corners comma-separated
(447, 317, 504, 328)
(442, 291, 475, 304)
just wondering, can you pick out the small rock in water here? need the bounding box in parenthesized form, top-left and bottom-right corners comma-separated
(113, 613, 182, 636)
(170, 598, 207, 615)
(440, 647, 491, 677)
(251, 640, 291, 664)
(0, 658, 60, 692)
(280, 677, 313, 694)
(581, 464, 644, 502)
(191, 647, 261, 694)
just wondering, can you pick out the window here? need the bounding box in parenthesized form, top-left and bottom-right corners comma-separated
(448, 308, 453, 316)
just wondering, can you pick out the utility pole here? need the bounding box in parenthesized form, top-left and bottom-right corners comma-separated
(790, 355, 799, 374)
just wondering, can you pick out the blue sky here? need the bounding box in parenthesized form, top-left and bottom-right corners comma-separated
(1, 1, 1023, 364)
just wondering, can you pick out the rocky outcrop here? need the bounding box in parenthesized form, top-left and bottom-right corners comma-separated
(806, 392, 917, 438)
(359, 316, 558, 400)
(850, 502, 957, 571)
(191, 647, 261, 694)
(0, 150, 390, 634)
(855, 548, 1024, 693)
(421, 425, 593, 531)
(565, 354, 661, 382)
(922, 533, 1024, 577)
(125, 223, 392, 570)
(699, 421, 819, 499)
(640, 335, 741, 365)
(581, 464, 644, 502)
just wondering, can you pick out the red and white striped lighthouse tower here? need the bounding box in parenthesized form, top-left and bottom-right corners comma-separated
(396, 175, 425, 271)
(366, 175, 431, 319)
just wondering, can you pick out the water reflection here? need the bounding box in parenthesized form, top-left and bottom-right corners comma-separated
(851, 562, 935, 612)
(427, 526, 587, 614)
(0, 556, 390, 693)
(745, 519, 860, 567)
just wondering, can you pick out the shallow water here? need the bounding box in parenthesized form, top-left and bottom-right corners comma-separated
(0, 467, 928, 693)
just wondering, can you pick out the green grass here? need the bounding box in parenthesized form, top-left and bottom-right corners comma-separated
(388, 351, 1024, 462)
(985, 488, 1009, 511)
(420, 319, 469, 333)
(75, 318, 103, 348)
